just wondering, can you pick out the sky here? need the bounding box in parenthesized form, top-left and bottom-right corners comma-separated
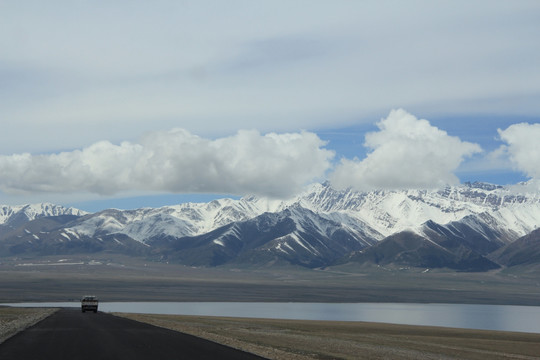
(1, 1, 539, 212)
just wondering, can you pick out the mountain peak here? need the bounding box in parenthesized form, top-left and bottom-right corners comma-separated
(463, 181, 503, 191)
(0, 203, 86, 227)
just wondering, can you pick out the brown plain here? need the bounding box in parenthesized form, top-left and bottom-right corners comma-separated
(116, 313, 540, 360)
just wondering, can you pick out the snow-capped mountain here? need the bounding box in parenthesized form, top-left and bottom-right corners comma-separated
(0, 203, 87, 227)
(150, 205, 380, 267)
(68, 197, 284, 242)
(1, 182, 540, 270)
(64, 181, 540, 245)
(296, 181, 540, 238)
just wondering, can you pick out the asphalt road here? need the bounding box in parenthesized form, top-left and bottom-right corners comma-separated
(0, 308, 267, 360)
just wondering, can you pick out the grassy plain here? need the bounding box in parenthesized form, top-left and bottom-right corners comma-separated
(1, 255, 540, 305)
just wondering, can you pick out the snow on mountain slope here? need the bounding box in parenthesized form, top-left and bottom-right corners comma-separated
(257, 206, 379, 266)
(0, 203, 86, 226)
(68, 197, 286, 243)
(491, 202, 540, 236)
(2, 182, 540, 269)
(295, 184, 482, 236)
(155, 205, 379, 267)
(11, 181, 538, 247)
(295, 182, 540, 239)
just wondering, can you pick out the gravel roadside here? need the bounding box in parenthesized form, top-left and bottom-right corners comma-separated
(0, 307, 58, 344)
(115, 313, 540, 360)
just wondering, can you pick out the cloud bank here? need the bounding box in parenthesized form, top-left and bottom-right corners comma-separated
(330, 109, 482, 191)
(2, 109, 539, 205)
(0, 130, 334, 198)
(498, 123, 540, 181)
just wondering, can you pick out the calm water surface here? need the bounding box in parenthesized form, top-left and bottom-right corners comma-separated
(4, 302, 540, 334)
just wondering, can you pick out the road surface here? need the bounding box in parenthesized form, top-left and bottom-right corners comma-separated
(0, 308, 267, 360)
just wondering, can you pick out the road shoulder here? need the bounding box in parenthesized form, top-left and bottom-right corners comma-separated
(0, 307, 58, 344)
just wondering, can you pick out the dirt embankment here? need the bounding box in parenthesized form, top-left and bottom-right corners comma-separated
(116, 313, 540, 360)
(0, 307, 58, 344)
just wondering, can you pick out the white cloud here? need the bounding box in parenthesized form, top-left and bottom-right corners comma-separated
(497, 123, 540, 180)
(329, 109, 482, 191)
(0, 129, 334, 198)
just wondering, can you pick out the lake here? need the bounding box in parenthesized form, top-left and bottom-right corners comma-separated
(4, 302, 540, 334)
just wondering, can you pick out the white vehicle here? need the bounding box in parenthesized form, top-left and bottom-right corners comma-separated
(81, 295, 98, 313)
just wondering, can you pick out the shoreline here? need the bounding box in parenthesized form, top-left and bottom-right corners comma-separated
(3, 301, 540, 334)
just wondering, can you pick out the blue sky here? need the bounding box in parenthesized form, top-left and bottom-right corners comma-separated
(1, 1, 539, 212)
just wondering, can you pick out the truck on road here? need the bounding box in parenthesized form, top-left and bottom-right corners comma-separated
(81, 295, 98, 313)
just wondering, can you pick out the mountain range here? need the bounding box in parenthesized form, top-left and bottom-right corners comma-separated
(1, 182, 540, 271)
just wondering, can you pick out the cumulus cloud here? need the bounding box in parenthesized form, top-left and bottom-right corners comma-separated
(330, 109, 482, 191)
(497, 123, 540, 180)
(0, 129, 334, 198)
